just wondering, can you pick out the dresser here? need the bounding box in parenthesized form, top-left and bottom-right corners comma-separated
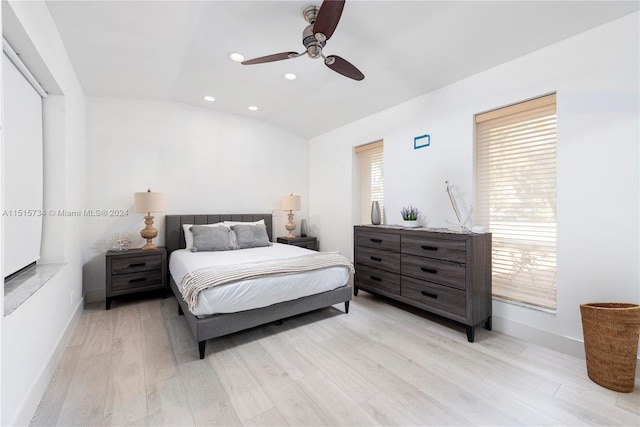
(276, 236, 318, 251)
(354, 225, 492, 341)
(105, 247, 167, 310)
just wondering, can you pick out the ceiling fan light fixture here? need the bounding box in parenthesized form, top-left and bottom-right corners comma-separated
(284, 73, 297, 80)
(203, 95, 215, 102)
(230, 53, 245, 62)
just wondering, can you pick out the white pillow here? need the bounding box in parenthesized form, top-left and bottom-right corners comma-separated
(183, 222, 225, 250)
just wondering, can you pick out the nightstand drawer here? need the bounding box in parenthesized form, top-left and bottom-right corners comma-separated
(276, 236, 318, 251)
(111, 270, 163, 293)
(402, 276, 466, 318)
(111, 255, 163, 275)
(401, 254, 466, 290)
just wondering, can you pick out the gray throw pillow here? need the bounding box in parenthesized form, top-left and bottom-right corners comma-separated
(231, 224, 272, 249)
(190, 225, 236, 252)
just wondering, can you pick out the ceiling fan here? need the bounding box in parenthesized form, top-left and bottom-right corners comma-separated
(241, 0, 364, 81)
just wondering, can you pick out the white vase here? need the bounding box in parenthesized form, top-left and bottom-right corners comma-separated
(403, 220, 419, 228)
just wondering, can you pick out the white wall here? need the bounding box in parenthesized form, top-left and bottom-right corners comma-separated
(309, 13, 639, 356)
(1, 1, 86, 425)
(83, 98, 309, 299)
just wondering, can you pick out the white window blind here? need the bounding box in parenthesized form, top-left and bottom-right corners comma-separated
(2, 49, 45, 277)
(356, 140, 384, 225)
(475, 94, 557, 309)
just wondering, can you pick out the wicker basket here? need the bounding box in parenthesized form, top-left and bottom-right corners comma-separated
(580, 303, 640, 392)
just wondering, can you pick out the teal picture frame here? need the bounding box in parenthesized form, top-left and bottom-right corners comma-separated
(414, 134, 430, 149)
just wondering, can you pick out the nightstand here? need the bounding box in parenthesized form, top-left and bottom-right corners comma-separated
(276, 236, 318, 251)
(105, 247, 167, 310)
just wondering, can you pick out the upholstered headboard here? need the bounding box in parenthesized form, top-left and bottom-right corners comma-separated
(164, 214, 273, 256)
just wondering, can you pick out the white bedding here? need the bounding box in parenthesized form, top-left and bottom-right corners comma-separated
(169, 243, 350, 317)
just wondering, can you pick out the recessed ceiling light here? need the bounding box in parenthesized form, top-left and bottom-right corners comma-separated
(284, 73, 297, 80)
(248, 106, 258, 111)
(230, 53, 245, 62)
(203, 95, 215, 102)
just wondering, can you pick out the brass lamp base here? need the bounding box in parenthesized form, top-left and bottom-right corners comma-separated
(285, 211, 296, 238)
(140, 214, 158, 250)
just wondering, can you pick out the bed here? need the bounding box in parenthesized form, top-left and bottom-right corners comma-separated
(165, 214, 353, 359)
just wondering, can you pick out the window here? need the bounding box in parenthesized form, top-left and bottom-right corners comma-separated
(356, 140, 384, 225)
(475, 94, 557, 309)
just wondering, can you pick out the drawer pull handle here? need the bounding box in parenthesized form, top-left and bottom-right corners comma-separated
(421, 245, 438, 251)
(421, 267, 438, 274)
(421, 291, 438, 299)
(370, 238, 383, 243)
(130, 262, 146, 268)
(370, 256, 382, 262)
(129, 277, 147, 283)
(370, 276, 382, 282)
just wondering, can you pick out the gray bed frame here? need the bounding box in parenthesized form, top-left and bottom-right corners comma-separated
(165, 214, 352, 359)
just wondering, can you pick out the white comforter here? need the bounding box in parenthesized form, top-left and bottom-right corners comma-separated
(169, 243, 350, 317)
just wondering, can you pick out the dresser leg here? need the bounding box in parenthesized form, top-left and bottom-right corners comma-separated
(345, 300, 350, 313)
(198, 341, 206, 359)
(105, 297, 112, 310)
(354, 286, 359, 296)
(466, 326, 475, 342)
(484, 316, 492, 331)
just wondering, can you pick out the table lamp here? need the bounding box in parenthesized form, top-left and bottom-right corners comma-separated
(282, 194, 301, 238)
(133, 188, 164, 250)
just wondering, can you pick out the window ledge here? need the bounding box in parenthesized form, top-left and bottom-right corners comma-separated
(4, 262, 66, 316)
(493, 296, 557, 314)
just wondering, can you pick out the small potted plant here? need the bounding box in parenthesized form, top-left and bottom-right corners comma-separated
(400, 205, 420, 228)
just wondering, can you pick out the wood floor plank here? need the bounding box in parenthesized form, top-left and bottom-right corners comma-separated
(29, 345, 83, 426)
(208, 340, 274, 422)
(102, 334, 147, 426)
(55, 352, 111, 426)
(296, 371, 382, 426)
(322, 336, 472, 425)
(281, 327, 379, 404)
(146, 375, 195, 426)
(242, 407, 289, 427)
(141, 316, 178, 386)
(175, 350, 241, 426)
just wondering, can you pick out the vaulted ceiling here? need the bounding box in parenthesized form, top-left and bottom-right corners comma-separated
(19, 1, 640, 138)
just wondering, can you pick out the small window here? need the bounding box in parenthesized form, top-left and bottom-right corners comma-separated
(475, 94, 557, 309)
(356, 140, 384, 225)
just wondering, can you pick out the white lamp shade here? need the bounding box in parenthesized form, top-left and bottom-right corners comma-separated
(134, 190, 165, 213)
(282, 194, 301, 211)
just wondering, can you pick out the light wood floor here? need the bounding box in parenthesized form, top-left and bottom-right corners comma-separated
(31, 292, 639, 426)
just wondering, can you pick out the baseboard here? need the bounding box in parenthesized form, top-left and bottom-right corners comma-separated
(84, 289, 105, 304)
(13, 296, 84, 426)
(493, 314, 640, 374)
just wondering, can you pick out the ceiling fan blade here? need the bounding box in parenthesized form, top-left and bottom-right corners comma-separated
(241, 52, 299, 65)
(325, 55, 364, 81)
(313, 0, 345, 41)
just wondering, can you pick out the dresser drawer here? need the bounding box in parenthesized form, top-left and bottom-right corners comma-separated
(402, 235, 466, 263)
(356, 230, 400, 252)
(401, 254, 466, 290)
(111, 269, 164, 293)
(111, 255, 163, 275)
(356, 246, 401, 273)
(355, 265, 400, 295)
(402, 276, 466, 318)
